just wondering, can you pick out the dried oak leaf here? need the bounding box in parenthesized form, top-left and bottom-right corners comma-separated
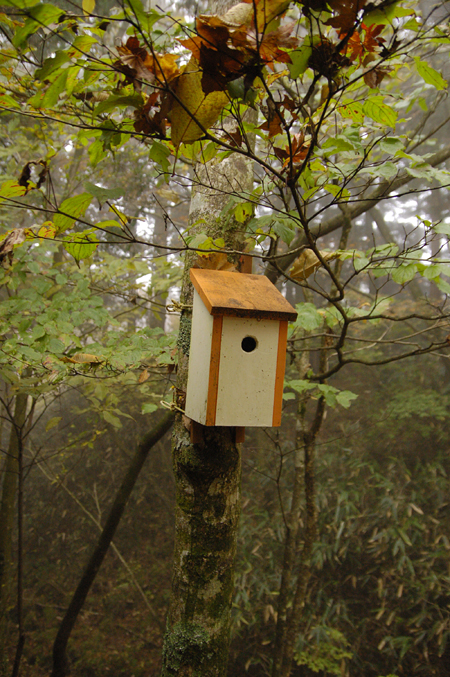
(115, 36, 179, 89)
(246, 22, 297, 69)
(274, 132, 310, 170)
(308, 39, 350, 78)
(346, 22, 385, 63)
(192, 252, 238, 272)
(0, 228, 28, 268)
(363, 65, 390, 89)
(134, 91, 168, 137)
(290, 249, 337, 281)
(180, 17, 247, 94)
(327, 0, 368, 35)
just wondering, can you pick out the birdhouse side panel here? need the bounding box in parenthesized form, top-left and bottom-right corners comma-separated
(215, 317, 279, 427)
(185, 290, 215, 425)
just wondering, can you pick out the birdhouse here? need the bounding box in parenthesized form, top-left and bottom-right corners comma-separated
(185, 269, 297, 429)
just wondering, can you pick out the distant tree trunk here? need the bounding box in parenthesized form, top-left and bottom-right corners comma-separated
(161, 118, 254, 677)
(148, 203, 168, 330)
(0, 392, 28, 675)
(51, 411, 175, 677)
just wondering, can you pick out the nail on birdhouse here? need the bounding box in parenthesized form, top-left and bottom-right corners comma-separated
(185, 269, 298, 431)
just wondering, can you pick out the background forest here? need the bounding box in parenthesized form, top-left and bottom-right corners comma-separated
(0, 0, 449, 676)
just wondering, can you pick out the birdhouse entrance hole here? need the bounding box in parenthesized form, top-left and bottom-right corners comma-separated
(241, 336, 257, 353)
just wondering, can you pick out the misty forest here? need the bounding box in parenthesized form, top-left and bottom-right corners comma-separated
(0, 0, 449, 676)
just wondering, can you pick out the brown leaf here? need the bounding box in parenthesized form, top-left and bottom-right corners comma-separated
(363, 66, 390, 89)
(327, 0, 368, 34)
(308, 39, 350, 78)
(192, 252, 238, 272)
(290, 250, 337, 281)
(138, 368, 149, 383)
(133, 91, 168, 137)
(115, 37, 180, 89)
(0, 228, 28, 268)
(274, 132, 310, 171)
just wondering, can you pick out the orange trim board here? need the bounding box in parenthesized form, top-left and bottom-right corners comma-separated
(272, 320, 288, 427)
(205, 315, 223, 425)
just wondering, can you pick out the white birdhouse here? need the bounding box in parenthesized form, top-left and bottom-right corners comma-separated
(185, 269, 297, 430)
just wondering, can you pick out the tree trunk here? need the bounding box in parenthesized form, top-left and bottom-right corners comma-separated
(51, 411, 174, 677)
(0, 392, 28, 675)
(161, 129, 254, 674)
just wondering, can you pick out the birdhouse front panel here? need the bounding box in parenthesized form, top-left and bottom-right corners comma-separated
(214, 316, 280, 427)
(185, 269, 297, 429)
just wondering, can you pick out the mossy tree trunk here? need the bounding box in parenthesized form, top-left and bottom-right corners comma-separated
(161, 142, 254, 674)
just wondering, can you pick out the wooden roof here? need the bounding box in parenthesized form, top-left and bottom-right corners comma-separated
(190, 269, 298, 321)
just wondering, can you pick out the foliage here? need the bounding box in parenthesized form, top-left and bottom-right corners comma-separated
(0, 0, 450, 675)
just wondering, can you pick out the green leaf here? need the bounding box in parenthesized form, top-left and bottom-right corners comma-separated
(373, 162, 398, 180)
(294, 303, 323, 331)
(339, 101, 364, 124)
(46, 416, 62, 432)
(68, 35, 97, 56)
(0, 180, 26, 204)
(234, 201, 253, 223)
(288, 42, 313, 78)
(323, 184, 351, 200)
(48, 338, 65, 353)
(392, 264, 417, 284)
(414, 58, 447, 90)
(103, 411, 122, 428)
(149, 141, 171, 173)
(40, 69, 69, 109)
(142, 402, 158, 414)
(0, 92, 20, 109)
(94, 94, 144, 117)
(35, 51, 70, 81)
(88, 139, 108, 167)
(54, 193, 92, 233)
(364, 2, 414, 25)
(84, 182, 124, 201)
(363, 97, 398, 128)
(322, 136, 355, 153)
(12, 4, 63, 48)
(336, 390, 358, 409)
(379, 137, 404, 154)
(64, 230, 98, 263)
(397, 528, 412, 546)
(272, 218, 295, 245)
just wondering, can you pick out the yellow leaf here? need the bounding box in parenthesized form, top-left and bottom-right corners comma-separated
(38, 221, 56, 239)
(170, 57, 228, 147)
(254, 0, 290, 32)
(138, 368, 149, 383)
(82, 0, 95, 15)
(290, 250, 337, 281)
(46, 416, 62, 432)
(63, 353, 103, 364)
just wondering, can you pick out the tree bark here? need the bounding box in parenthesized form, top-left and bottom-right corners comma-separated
(0, 392, 28, 676)
(51, 411, 174, 677)
(161, 122, 254, 674)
